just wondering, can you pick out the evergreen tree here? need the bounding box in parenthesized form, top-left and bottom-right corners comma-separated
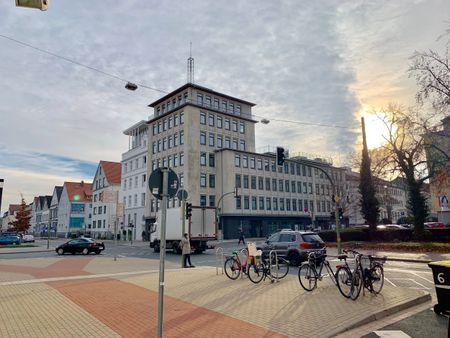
(359, 117, 380, 231)
(8, 197, 31, 232)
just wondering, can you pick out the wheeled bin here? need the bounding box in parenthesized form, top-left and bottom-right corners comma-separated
(428, 260, 450, 315)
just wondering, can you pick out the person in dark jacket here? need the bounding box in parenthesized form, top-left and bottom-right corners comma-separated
(238, 229, 245, 245)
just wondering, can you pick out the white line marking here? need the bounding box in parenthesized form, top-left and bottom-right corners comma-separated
(374, 330, 411, 337)
(385, 277, 397, 287)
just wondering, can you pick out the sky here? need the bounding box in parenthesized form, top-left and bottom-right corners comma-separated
(0, 0, 449, 214)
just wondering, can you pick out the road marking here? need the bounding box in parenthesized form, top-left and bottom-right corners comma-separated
(408, 271, 435, 284)
(385, 277, 397, 287)
(374, 330, 411, 337)
(389, 278, 429, 289)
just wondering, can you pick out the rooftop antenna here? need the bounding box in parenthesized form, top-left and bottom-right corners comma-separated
(187, 42, 194, 84)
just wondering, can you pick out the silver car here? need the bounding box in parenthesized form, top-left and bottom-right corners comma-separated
(257, 230, 325, 266)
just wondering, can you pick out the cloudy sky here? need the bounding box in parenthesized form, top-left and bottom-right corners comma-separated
(0, 0, 449, 213)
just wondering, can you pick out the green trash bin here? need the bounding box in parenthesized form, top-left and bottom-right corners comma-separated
(428, 260, 450, 314)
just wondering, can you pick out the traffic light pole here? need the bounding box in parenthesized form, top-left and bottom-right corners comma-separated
(181, 199, 186, 268)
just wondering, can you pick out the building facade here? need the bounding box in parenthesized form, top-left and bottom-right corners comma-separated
(120, 121, 148, 241)
(49, 186, 63, 237)
(91, 161, 121, 239)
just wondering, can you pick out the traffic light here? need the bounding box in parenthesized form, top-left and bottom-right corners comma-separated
(330, 211, 334, 219)
(338, 208, 344, 220)
(276, 147, 286, 166)
(185, 203, 192, 220)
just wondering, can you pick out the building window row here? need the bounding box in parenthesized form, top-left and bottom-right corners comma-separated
(123, 156, 147, 174)
(196, 93, 242, 116)
(152, 112, 185, 135)
(152, 131, 184, 154)
(200, 112, 245, 133)
(151, 152, 184, 170)
(156, 93, 188, 117)
(202, 133, 245, 150)
(200, 173, 216, 188)
(234, 196, 330, 213)
(200, 152, 215, 167)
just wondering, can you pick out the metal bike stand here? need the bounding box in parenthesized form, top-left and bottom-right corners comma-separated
(216, 247, 224, 275)
(239, 248, 248, 279)
(269, 250, 279, 282)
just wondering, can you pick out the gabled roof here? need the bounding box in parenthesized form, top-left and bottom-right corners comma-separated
(64, 181, 93, 203)
(54, 186, 63, 201)
(100, 161, 121, 185)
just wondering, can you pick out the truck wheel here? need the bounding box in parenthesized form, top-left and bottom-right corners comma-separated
(154, 244, 160, 253)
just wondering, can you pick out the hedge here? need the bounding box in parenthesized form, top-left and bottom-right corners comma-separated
(318, 228, 450, 243)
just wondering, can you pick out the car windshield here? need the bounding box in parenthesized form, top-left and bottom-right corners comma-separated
(302, 234, 324, 243)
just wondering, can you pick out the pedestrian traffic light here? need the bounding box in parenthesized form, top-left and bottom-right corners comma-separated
(338, 208, 343, 220)
(276, 147, 286, 166)
(330, 211, 334, 219)
(185, 203, 192, 220)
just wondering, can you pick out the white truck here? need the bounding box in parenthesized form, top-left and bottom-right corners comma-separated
(149, 206, 217, 254)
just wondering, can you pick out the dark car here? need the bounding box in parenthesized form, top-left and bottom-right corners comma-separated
(55, 237, 105, 255)
(256, 230, 325, 266)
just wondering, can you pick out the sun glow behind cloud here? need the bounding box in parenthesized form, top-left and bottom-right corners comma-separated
(362, 111, 392, 150)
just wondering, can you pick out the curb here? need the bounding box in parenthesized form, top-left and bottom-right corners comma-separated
(333, 291, 432, 336)
(385, 257, 432, 264)
(0, 249, 54, 255)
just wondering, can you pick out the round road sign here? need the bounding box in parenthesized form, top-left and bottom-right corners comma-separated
(148, 168, 179, 200)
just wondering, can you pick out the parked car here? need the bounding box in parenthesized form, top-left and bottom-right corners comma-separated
(377, 224, 407, 230)
(256, 230, 325, 266)
(22, 234, 35, 243)
(424, 222, 445, 229)
(55, 238, 105, 255)
(0, 235, 21, 245)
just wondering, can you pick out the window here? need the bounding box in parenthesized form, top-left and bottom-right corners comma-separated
(232, 120, 238, 132)
(209, 174, 215, 188)
(174, 114, 179, 126)
(239, 140, 245, 151)
(163, 119, 167, 131)
(239, 122, 245, 134)
(222, 101, 227, 112)
(235, 155, 240, 167)
(250, 157, 255, 169)
(225, 119, 230, 130)
(236, 196, 241, 209)
(286, 199, 291, 211)
(309, 183, 313, 194)
(266, 197, 271, 210)
(236, 105, 241, 115)
(205, 96, 212, 107)
(273, 198, 278, 211)
(200, 195, 206, 206)
(271, 160, 276, 172)
(209, 195, 215, 207)
(200, 152, 207, 166)
(180, 131, 184, 144)
(174, 133, 178, 147)
(208, 114, 214, 126)
(200, 112, 206, 124)
(209, 133, 215, 146)
(232, 139, 238, 150)
(134, 194, 137, 207)
(180, 112, 184, 124)
(265, 178, 271, 191)
(302, 165, 306, 176)
(168, 136, 173, 149)
(152, 142, 156, 154)
(153, 124, 157, 135)
(197, 94, 203, 105)
(217, 135, 223, 148)
(292, 199, 297, 211)
(230, 102, 234, 113)
(303, 182, 307, 194)
(217, 116, 222, 128)
(272, 179, 277, 191)
(209, 154, 215, 167)
(296, 164, 301, 176)
(251, 196, 257, 210)
(168, 156, 173, 168)
(280, 198, 285, 211)
(242, 156, 248, 168)
(200, 174, 206, 187)
(310, 200, 314, 212)
(180, 152, 184, 165)
(258, 177, 264, 190)
(299, 199, 304, 211)
(259, 197, 264, 210)
(279, 180, 284, 192)
(214, 98, 219, 109)
(264, 160, 269, 171)
(297, 182, 302, 193)
(225, 137, 231, 148)
(158, 122, 162, 134)
(257, 159, 262, 170)
(291, 181, 296, 193)
(316, 184, 320, 194)
(163, 137, 167, 151)
(200, 132, 206, 145)
(235, 174, 241, 188)
(243, 175, 249, 189)
(308, 167, 312, 177)
(244, 196, 250, 209)
(168, 117, 173, 129)
(285, 180, 290, 192)
(290, 163, 295, 175)
(284, 163, 289, 174)
(134, 176, 138, 188)
(174, 154, 178, 167)
(251, 176, 257, 189)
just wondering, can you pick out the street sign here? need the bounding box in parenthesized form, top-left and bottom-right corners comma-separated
(177, 189, 188, 200)
(149, 168, 179, 200)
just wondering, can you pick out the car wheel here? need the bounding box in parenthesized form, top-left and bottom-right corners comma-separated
(57, 248, 64, 255)
(288, 251, 301, 266)
(82, 248, 89, 255)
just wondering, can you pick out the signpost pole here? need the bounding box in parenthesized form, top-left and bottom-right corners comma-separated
(181, 198, 186, 268)
(157, 168, 169, 338)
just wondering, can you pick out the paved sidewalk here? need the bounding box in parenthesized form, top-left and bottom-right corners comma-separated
(0, 257, 431, 338)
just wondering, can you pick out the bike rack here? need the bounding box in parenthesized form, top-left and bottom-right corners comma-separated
(269, 250, 279, 282)
(215, 247, 224, 275)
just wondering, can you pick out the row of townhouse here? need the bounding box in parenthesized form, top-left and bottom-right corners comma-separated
(26, 80, 412, 241)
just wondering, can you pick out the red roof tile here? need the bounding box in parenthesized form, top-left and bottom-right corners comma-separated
(64, 181, 93, 202)
(100, 161, 121, 185)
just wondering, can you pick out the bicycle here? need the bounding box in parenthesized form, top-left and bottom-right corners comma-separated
(247, 255, 290, 284)
(298, 249, 354, 298)
(224, 249, 249, 280)
(348, 249, 386, 300)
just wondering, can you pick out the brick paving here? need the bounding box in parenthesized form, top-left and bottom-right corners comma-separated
(0, 257, 431, 337)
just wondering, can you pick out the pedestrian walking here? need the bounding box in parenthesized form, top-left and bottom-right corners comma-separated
(238, 229, 245, 245)
(181, 233, 195, 268)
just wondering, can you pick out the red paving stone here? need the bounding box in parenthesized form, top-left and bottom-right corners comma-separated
(1, 258, 287, 338)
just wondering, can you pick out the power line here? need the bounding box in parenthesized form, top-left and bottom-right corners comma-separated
(0, 33, 168, 94)
(253, 114, 359, 130)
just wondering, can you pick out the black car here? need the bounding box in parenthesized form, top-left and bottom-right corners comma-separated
(56, 237, 105, 255)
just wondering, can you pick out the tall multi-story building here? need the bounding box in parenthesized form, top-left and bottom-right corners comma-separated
(91, 161, 121, 239)
(120, 121, 149, 241)
(58, 181, 92, 237)
(144, 82, 348, 239)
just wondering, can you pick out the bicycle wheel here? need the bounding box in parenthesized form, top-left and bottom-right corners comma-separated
(370, 264, 384, 294)
(224, 257, 241, 280)
(270, 257, 290, 279)
(247, 262, 265, 284)
(335, 266, 352, 298)
(350, 268, 363, 300)
(298, 263, 317, 291)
